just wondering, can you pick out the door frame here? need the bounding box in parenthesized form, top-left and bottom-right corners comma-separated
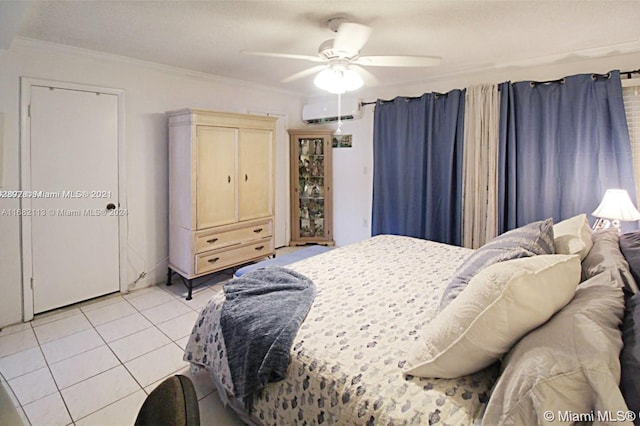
(19, 77, 127, 321)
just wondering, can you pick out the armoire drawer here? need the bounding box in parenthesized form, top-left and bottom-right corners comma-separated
(195, 220, 272, 253)
(196, 239, 273, 275)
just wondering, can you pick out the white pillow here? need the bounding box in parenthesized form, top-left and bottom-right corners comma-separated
(553, 214, 593, 260)
(404, 255, 580, 379)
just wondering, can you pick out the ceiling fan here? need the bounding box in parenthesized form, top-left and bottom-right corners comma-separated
(242, 18, 442, 93)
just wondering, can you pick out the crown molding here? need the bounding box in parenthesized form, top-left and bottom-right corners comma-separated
(11, 37, 304, 99)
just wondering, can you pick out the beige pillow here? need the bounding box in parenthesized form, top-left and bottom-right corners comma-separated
(553, 214, 593, 260)
(482, 271, 627, 425)
(404, 255, 580, 379)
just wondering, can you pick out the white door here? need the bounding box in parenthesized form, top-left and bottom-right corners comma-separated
(29, 86, 120, 313)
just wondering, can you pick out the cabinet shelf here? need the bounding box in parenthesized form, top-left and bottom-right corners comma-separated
(289, 129, 334, 246)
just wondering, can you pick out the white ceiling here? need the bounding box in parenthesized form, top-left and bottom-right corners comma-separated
(4, 1, 640, 95)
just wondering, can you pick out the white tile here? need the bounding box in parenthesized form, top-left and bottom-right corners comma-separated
(61, 365, 139, 421)
(108, 327, 170, 363)
(83, 299, 137, 327)
(141, 299, 194, 325)
(75, 390, 146, 426)
(175, 335, 190, 350)
(77, 292, 124, 312)
(50, 345, 119, 389)
(23, 391, 72, 426)
(125, 343, 188, 387)
(0, 328, 38, 358)
(33, 312, 92, 345)
(31, 307, 82, 328)
(123, 285, 162, 300)
(198, 392, 245, 426)
(162, 282, 190, 298)
(8, 367, 57, 405)
(125, 287, 175, 311)
(0, 346, 46, 380)
(95, 312, 153, 343)
(0, 322, 32, 338)
(156, 311, 198, 341)
(40, 328, 104, 364)
(179, 288, 216, 311)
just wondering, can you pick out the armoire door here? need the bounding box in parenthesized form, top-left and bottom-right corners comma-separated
(29, 85, 120, 313)
(238, 129, 273, 221)
(196, 126, 238, 228)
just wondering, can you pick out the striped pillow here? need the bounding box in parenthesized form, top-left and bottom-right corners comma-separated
(439, 218, 555, 311)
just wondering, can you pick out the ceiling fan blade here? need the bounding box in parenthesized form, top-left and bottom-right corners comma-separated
(281, 65, 327, 83)
(354, 55, 442, 67)
(242, 50, 324, 63)
(350, 65, 380, 86)
(333, 22, 372, 54)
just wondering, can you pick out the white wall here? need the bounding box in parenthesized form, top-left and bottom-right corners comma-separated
(330, 109, 374, 247)
(0, 39, 304, 328)
(306, 52, 640, 248)
(2, 37, 639, 328)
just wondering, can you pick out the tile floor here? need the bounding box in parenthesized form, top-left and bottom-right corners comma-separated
(0, 268, 248, 426)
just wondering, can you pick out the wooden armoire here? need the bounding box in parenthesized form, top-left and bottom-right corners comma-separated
(167, 108, 277, 299)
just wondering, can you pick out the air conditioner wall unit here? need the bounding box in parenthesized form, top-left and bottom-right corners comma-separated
(302, 99, 362, 124)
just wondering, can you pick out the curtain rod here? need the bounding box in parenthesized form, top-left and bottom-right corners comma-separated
(360, 92, 448, 107)
(360, 68, 640, 107)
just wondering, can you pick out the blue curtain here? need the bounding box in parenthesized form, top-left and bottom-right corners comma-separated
(498, 71, 637, 232)
(371, 91, 465, 245)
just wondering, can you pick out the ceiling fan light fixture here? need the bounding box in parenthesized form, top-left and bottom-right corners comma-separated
(314, 67, 363, 93)
(342, 69, 363, 91)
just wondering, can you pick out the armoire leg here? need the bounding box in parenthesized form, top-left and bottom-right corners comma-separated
(186, 279, 193, 300)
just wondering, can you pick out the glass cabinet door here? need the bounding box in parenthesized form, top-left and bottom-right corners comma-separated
(297, 137, 326, 238)
(289, 129, 333, 246)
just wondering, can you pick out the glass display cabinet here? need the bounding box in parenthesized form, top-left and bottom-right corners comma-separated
(288, 129, 334, 246)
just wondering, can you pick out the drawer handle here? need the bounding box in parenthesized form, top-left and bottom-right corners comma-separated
(227, 176, 231, 184)
(253, 228, 263, 233)
(245, 173, 248, 182)
(206, 238, 218, 244)
(207, 257, 220, 263)
(255, 246, 265, 251)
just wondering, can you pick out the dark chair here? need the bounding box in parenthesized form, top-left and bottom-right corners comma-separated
(135, 375, 200, 426)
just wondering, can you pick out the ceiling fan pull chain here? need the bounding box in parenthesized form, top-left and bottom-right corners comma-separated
(336, 91, 343, 135)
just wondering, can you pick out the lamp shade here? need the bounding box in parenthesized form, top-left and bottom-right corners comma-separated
(592, 189, 640, 221)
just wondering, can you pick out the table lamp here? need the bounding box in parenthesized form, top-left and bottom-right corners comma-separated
(592, 189, 640, 231)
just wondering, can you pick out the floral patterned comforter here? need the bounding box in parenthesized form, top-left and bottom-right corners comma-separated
(184, 235, 499, 425)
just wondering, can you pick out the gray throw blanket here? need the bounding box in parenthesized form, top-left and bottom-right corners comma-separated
(220, 266, 316, 407)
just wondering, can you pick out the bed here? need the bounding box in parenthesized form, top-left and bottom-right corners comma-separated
(184, 216, 639, 425)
